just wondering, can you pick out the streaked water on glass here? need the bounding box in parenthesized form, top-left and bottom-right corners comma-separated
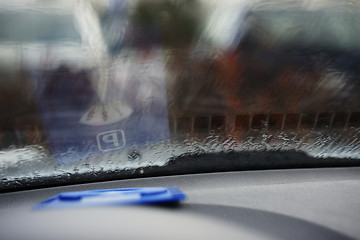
(1, 0, 360, 189)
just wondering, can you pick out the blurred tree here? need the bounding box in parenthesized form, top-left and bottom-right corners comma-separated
(131, 0, 203, 48)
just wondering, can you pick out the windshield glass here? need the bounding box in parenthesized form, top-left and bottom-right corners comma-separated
(1, 0, 360, 192)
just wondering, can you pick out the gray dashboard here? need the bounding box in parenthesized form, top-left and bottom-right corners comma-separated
(0, 167, 359, 240)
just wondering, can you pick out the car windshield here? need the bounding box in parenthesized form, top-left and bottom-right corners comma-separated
(1, 0, 360, 192)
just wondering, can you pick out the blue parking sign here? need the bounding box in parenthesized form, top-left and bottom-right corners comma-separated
(97, 130, 126, 152)
(34, 50, 170, 164)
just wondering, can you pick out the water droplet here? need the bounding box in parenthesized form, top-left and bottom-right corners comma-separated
(128, 149, 141, 161)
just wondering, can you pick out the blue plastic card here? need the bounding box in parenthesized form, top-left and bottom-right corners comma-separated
(33, 187, 186, 210)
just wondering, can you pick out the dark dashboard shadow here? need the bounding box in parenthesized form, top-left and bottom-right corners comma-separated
(174, 203, 354, 240)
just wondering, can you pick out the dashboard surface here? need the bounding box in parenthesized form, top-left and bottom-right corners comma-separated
(0, 167, 360, 240)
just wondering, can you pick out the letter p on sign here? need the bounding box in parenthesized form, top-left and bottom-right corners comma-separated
(97, 130, 126, 152)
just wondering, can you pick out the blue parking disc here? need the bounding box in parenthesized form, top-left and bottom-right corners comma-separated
(33, 187, 186, 210)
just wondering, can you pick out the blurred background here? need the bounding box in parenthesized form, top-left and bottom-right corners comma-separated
(1, 0, 360, 183)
